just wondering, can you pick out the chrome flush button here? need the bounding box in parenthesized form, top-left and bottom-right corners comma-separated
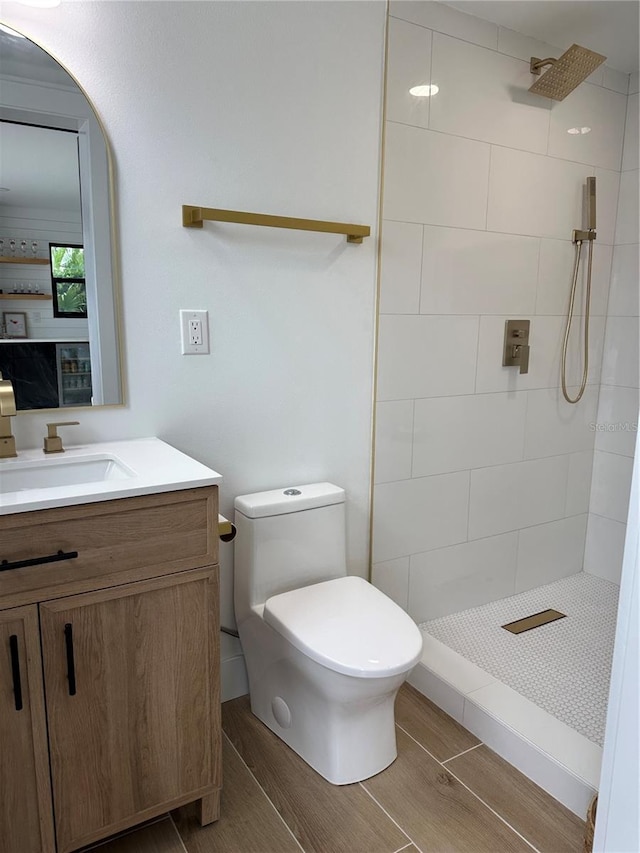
(283, 488, 301, 496)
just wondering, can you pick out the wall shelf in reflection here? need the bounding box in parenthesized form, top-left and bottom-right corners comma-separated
(0, 256, 50, 265)
(0, 293, 51, 300)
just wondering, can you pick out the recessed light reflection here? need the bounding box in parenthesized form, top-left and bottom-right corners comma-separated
(409, 84, 439, 97)
(567, 127, 592, 135)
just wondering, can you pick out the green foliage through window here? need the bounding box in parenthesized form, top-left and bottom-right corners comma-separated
(49, 243, 87, 318)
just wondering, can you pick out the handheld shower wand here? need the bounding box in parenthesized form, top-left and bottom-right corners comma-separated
(561, 177, 596, 404)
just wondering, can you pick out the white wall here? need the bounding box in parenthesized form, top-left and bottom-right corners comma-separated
(3, 0, 386, 630)
(585, 75, 640, 585)
(373, 1, 630, 622)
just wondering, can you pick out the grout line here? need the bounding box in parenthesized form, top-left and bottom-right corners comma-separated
(396, 724, 541, 853)
(444, 762, 542, 853)
(359, 783, 422, 853)
(442, 742, 484, 764)
(396, 723, 449, 765)
(391, 843, 415, 853)
(223, 732, 305, 853)
(168, 814, 189, 853)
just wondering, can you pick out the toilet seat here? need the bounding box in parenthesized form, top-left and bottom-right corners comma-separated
(263, 576, 423, 679)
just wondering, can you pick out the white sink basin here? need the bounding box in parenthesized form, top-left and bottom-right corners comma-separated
(0, 438, 223, 515)
(0, 455, 133, 494)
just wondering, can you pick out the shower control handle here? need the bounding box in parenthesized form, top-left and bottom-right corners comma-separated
(503, 320, 531, 375)
(513, 344, 530, 374)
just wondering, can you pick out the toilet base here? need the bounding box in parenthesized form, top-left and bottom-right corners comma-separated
(240, 615, 409, 785)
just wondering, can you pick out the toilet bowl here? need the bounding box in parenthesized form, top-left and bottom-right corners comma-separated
(233, 483, 423, 784)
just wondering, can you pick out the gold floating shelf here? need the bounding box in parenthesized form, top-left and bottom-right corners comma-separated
(0, 293, 51, 300)
(0, 256, 49, 265)
(182, 205, 370, 244)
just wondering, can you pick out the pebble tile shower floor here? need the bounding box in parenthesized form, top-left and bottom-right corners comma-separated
(421, 572, 619, 746)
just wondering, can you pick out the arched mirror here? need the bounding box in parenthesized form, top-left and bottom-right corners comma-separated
(0, 24, 123, 411)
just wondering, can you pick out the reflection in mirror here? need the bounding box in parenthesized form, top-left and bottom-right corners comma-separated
(0, 24, 123, 411)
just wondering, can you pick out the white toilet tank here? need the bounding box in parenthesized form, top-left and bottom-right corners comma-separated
(234, 483, 347, 617)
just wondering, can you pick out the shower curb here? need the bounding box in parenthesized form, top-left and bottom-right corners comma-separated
(409, 635, 600, 818)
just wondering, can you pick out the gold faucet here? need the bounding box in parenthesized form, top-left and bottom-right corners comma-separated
(0, 372, 17, 459)
(43, 421, 80, 454)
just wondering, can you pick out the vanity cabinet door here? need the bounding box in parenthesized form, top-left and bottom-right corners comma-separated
(39, 567, 221, 853)
(0, 606, 55, 853)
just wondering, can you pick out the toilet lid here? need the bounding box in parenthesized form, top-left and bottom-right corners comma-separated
(263, 576, 423, 678)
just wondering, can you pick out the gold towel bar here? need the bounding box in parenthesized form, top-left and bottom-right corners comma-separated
(182, 205, 370, 244)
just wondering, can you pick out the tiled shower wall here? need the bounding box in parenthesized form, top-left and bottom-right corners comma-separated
(372, 1, 634, 623)
(584, 75, 639, 584)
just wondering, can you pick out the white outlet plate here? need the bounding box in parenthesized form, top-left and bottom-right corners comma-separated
(180, 309, 210, 355)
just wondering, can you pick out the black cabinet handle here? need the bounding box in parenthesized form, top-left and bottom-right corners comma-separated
(9, 635, 23, 711)
(0, 549, 78, 573)
(64, 623, 76, 696)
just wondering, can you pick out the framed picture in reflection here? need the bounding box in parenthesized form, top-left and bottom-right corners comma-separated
(3, 311, 27, 338)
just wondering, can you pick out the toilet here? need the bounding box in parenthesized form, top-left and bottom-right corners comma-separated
(233, 482, 423, 785)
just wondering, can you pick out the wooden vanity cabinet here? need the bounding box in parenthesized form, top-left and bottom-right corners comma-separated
(0, 606, 56, 853)
(0, 486, 221, 853)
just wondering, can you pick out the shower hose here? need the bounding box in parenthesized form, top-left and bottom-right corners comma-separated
(561, 236, 593, 404)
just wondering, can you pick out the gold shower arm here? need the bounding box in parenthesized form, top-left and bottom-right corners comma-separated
(182, 205, 370, 244)
(530, 56, 558, 75)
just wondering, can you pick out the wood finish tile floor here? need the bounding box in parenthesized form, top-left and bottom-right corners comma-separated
(88, 685, 586, 853)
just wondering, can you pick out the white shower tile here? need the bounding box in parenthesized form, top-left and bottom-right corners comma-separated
(584, 513, 627, 583)
(469, 455, 569, 539)
(603, 67, 630, 95)
(377, 314, 478, 400)
(601, 316, 640, 389)
(415, 633, 497, 695)
(374, 400, 414, 484)
(371, 556, 410, 610)
(412, 392, 526, 476)
(523, 385, 598, 460)
(386, 17, 432, 129)
(535, 239, 612, 317)
(429, 34, 549, 153)
(566, 450, 594, 516)
(563, 314, 606, 389)
(409, 533, 518, 621)
(608, 243, 640, 317)
(372, 471, 469, 562)
(379, 220, 423, 314)
(622, 93, 639, 172)
(548, 84, 627, 171)
(615, 169, 640, 245)
(384, 122, 490, 229)
(515, 515, 587, 592)
(594, 167, 621, 246)
(487, 147, 591, 240)
(497, 27, 559, 66)
(420, 226, 538, 315)
(630, 72, 640, 96)
(408, 662, 466, 722)
(390, 1, 498, 49)
(594, 386, 640, 457)
(590, 450, 634, 524)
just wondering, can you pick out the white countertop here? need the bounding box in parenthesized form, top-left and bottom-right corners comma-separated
(0, 437, 222, 515)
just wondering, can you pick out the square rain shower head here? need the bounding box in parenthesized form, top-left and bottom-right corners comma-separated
(529, 43, 606, 101)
